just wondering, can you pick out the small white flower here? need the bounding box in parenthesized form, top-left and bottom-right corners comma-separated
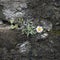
(36, 26, 43, 33)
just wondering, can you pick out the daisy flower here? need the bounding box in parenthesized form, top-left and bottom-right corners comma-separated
(36, 26, 43, 33)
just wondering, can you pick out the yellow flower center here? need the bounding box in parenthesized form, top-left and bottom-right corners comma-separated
(36, 26, 43, 33)
(38, 27, 42, 31)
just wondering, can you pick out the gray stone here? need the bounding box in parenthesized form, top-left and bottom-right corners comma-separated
(41, 33, 48, 39)
(16, 41, 31, 54)
(40, 20, 52, 31)
(0, 0, 27, 21)
(20, 3, 27, 8)
(0, 20, 3, 24)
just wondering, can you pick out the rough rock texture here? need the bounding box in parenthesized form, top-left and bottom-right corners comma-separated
(0, 0, 60, 60)
(0, 0, 27, 21)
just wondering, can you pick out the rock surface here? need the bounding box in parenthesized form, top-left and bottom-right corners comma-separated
(0, 0, 60, 60)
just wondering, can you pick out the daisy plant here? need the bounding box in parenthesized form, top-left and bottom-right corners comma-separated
(22, 20, 36, 37)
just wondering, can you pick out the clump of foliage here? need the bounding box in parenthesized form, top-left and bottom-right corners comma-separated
(9, 18, 24, 29)
(22, 20, 36, 37)
(9, 18, 36, 37)
(9, 19, 18, 29)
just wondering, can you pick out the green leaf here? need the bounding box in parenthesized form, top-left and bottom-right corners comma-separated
(10, 24, 18, 29)
(14, 24, 18, 29)
(10, 19, 14, 24)
(10, 25, 15, 29)
(18, 18, 23, 24)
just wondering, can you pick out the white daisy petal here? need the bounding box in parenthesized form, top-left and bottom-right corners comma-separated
(36, 26, 43, 33)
